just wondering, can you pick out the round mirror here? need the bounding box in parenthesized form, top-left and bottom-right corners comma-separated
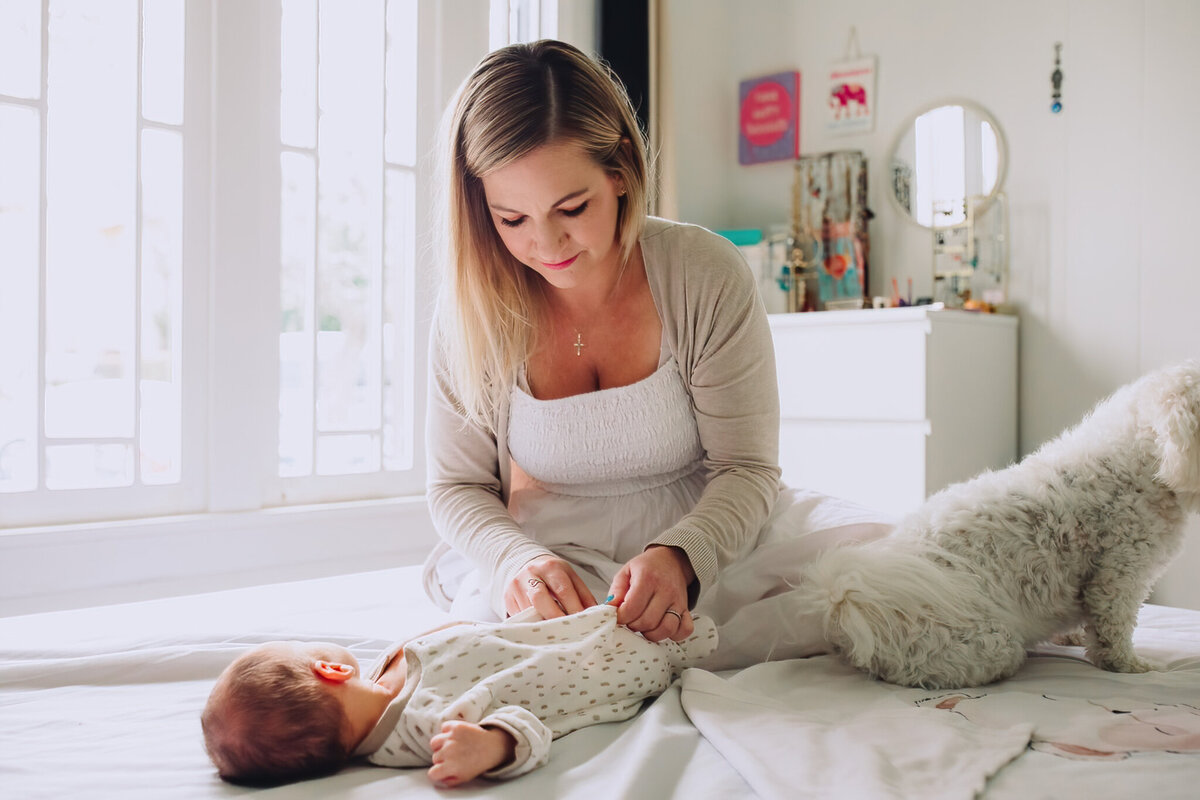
(888, 100, 1007, 229)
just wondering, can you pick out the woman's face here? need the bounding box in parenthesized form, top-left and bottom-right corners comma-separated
(480, 140, 624, 291)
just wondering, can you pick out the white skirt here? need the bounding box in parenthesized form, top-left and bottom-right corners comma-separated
(433, 485, 895, 672)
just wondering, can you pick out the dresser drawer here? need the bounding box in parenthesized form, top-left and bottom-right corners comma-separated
(771, 313, 930, 421)
(769, 307, 1017, 515)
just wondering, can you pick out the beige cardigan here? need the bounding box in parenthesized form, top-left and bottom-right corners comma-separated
(423, 217, 782, 615)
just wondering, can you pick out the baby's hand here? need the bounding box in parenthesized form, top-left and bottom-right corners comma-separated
(427, 720, 516, 788)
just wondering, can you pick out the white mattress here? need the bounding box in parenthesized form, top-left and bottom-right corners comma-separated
(2, 566, 1199, 799)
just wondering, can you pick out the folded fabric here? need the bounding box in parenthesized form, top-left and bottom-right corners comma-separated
(680, 660, 1032, 800)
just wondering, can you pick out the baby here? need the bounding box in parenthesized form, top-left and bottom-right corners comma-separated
(201, 604, 717, 787)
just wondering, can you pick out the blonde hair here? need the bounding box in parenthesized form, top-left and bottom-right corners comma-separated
(201, 647, 350, 786)
(437, 39, 650, 427)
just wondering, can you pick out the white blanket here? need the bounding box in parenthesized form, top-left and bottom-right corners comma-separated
(681, 664, 1031, 800)
(3, 566, 1200, 798)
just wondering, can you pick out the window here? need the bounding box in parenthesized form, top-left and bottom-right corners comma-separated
(0, 0, 430, 529)
(489, 0, 558, 49)
(276, 0, 418, 490)
(1, 0, 198, 526)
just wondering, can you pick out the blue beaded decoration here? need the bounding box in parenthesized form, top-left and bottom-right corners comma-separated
(1051, 42, 1063, 113)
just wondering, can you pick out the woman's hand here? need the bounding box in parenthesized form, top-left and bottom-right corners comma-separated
(504, 555, 597, 619)
(427, 720, 515, 787)
(607, 546, 695, 642)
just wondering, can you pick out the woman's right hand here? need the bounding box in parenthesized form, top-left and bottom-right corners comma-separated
(504, 555, 597, 619)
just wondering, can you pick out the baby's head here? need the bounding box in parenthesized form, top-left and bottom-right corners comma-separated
(201, 641, 357, 786)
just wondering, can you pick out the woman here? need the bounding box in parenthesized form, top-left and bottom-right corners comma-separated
(423, 40, 890, 667)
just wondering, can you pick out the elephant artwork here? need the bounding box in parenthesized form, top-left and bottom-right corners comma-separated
(825, 55, 876, 135)
(829, 83, 868, 120)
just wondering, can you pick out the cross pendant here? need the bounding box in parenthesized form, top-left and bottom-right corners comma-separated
(573, 332, 586, 357)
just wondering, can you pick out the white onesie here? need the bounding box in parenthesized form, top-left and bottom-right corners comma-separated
(352, 605, 717, 779)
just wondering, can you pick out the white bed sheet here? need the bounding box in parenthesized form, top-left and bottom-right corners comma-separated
(2, 566, 1199, 799)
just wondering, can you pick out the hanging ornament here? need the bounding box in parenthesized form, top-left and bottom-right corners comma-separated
(1051, 42, 1063, 113)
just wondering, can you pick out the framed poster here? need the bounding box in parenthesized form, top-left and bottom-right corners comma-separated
(738, 71, 800, 165)
(826, 56, 876, 135)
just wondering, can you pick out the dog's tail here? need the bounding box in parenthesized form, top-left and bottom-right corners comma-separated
(797, 541, 1019, 688)
(1139, 360, 1200, 499)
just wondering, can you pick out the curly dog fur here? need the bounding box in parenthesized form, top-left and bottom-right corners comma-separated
(798, 361, 1200, 689)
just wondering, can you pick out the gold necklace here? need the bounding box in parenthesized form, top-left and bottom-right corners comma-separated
(553, 258, 633, 357)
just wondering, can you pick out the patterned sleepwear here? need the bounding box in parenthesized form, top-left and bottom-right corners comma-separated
(351, 604, 717, 778)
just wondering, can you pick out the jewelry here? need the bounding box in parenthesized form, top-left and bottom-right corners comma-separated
(528, 578, 545, 589)
(1050, 42, 1063, 113)
(664, 609, 683, 621)
(556, 268, 623, 355)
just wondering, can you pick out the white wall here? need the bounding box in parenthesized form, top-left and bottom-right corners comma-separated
(661, 0, 1200, 609)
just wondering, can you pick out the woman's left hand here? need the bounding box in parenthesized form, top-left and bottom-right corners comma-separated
(607, 545, 695, 642)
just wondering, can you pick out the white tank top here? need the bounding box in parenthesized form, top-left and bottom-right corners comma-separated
(508, 355, 704, 498)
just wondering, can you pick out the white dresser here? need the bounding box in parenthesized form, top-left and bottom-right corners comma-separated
(768, 306, 1018, 516)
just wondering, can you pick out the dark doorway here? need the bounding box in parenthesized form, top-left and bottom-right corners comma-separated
(598, 0, 650, 137)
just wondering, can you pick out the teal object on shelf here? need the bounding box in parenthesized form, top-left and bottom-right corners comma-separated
(715, 229, 763, 246)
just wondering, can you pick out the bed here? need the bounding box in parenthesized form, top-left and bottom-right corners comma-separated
(3, 565, 1199, 799)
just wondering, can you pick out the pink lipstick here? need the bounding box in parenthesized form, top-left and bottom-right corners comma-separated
(542, 254, 579, 270)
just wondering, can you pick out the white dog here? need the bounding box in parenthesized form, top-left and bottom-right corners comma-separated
(798, 361, 1200, 689)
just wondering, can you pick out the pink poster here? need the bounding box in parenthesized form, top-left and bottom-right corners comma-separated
(738, 71, 800, 165)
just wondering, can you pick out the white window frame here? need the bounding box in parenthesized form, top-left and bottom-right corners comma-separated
(488, 0, 597, 51)
(0, 0, 209, 529)
(212, 1, 430, 512)
(0, 0, 495, 617)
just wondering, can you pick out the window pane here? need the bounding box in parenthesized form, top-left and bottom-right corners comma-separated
(0, 0, 41, 99)
(981, 121, 998, 197)
(384, 0, 417, 167)
(383, 167, 414, 471)
(140, 128, 183, 484)
(44, 0, 138, 440)
(281, 0, 317, 149)
(919, 104, 967, 227)
(317, 432, 380, 475)
(141, 0, 185, 125)
(0, 105, 40, 493)
(279, 0, 419, 484)
(315, 0, 384, 434)
(280, 151, 317, 477)
(46, 443, 134, 490)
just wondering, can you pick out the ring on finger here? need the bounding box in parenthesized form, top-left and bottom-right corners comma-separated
(664, 608, 683, 621)
(528, 578, 545, 589)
